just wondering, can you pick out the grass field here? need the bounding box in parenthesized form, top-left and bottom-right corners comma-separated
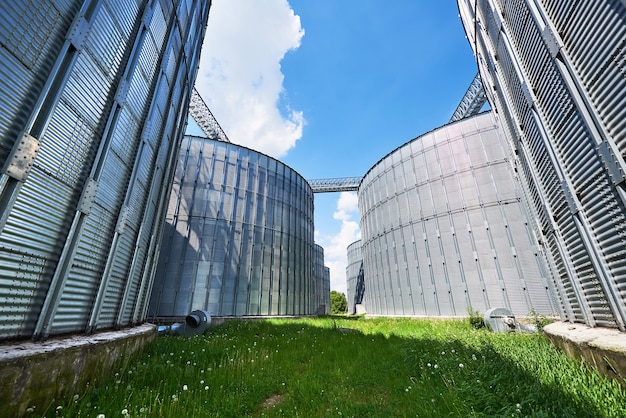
(41, 316, 626, 417)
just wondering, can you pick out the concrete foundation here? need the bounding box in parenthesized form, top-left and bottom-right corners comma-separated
(0, 324, 156, 418)
(544, 322, 626, 386)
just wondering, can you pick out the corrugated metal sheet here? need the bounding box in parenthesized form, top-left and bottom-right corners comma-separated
(148, 136, 316, 318)
(0, 0, 210, 341)
(0, 1, 79, 163)
(459, 0, 626, 329)
(359, 112, 555, 317)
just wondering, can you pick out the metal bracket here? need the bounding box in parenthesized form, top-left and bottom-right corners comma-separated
(142, 5, 155, 28)
(115, 79, 130, 107)
(68, 16, 91, 50)
(521, 81, 534, 108)
(542, 26, 561, 57)
(491, 3, 503, 32)
(78, 178, 98, 215)
(116, 205, 130, 233)
(3, 132, 40, 182)
(598, 141, 626, 186)
(561, 181, 578, 215)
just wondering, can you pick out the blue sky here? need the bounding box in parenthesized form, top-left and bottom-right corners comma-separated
(190, 0, 479, 295)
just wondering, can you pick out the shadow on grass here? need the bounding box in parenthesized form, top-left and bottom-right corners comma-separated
(48, 317, 625, 417)
(252, 318, 622, 417)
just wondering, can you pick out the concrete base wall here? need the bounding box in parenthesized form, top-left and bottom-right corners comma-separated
(0, 324, 155, 418)
(544, 322, 626, 386)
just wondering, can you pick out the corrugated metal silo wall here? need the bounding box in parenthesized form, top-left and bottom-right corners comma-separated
(313, 243, 325, 314)
(346, 240, 362, 314)
(358, 112, 559, 317)
(0, 0, 210, 341)
(147, 136, 315, 318)
(323, 266, 330, 314)
(458, 0, 626, 330)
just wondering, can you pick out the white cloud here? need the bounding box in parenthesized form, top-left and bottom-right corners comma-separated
(320, 192, 361, 296)
(195, 0, 305, 158)
(333, 192, 359, 222)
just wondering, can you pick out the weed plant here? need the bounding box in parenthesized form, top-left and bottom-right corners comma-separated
(41, 317, 625, 417)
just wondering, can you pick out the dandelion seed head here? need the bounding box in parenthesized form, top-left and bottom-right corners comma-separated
(183, 384, 188, 391)
(121, 409, 129, 416)
(459, 363, 464, 368)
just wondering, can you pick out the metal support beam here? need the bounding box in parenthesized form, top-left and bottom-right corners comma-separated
(450, 73, 487, 122)
(308, 177, 362, 193)
(187, 92, 361, 194)
(188, 87, 230, 142)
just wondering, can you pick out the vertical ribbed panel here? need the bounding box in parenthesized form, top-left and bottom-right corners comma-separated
(359, 112, 557, 317)
(459, 0, 626, 329)
(0, 1, 80, 163)
(0, 0, 210, 340)
(313, 244, 328, 314)
(148, 137, 315, 318)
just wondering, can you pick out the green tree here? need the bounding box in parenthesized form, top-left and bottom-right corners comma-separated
(330, 290, 348, 314)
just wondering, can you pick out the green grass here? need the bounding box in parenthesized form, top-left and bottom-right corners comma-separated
(41, 317, 625, 417)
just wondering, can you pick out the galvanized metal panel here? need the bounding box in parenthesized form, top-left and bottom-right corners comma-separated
(0, 1, 77, 164)
(360, 113, 555, 317)
(0, 0, 210, 340)
(461, 0, 626, 327)
(149, 137, 316, 318)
